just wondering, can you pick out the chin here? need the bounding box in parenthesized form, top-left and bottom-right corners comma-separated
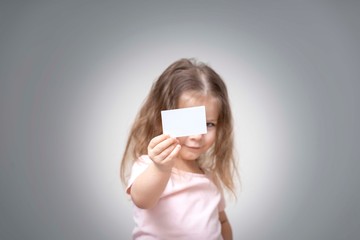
(179, 152, 200, 161)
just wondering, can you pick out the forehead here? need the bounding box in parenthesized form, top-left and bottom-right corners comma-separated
(177, 91, 220, 120)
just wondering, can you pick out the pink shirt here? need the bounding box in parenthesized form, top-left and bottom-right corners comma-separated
(126, 155, 225, 240)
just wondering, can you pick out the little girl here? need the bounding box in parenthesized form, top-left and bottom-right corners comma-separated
(120, 58, 237, 240)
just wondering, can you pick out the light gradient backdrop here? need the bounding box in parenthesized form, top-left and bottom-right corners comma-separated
(1, 1, 359, 239)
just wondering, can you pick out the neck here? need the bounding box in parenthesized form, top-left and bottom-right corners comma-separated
(174, 158, 204, 174)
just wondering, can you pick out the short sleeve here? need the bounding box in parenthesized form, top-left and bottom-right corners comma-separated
(126, 155, 152, 194)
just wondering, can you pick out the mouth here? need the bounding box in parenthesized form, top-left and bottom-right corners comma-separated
(184, 145, 202, 150)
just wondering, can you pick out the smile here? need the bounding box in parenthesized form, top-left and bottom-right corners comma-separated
(185, 146, 202, 150)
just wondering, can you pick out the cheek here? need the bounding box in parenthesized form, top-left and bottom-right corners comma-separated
(204, 131, 217, 148)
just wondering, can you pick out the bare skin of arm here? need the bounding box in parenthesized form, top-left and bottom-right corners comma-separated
(219, 210, 233, 240)
(129, 134, 181, 209)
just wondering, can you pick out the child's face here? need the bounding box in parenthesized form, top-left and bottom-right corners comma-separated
(176, 91, 219, 162)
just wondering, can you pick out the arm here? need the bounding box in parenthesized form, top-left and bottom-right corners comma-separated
(219, 210, 233, 240)
(129, 134, 181, 209)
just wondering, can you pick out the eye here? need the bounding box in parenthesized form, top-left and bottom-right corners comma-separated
(206, 122, 216, 128)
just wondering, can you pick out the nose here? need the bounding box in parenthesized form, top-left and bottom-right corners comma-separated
(188, 134, 203, 141)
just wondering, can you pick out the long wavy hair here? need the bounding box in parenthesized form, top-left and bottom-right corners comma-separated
(120, 58, 238, 195)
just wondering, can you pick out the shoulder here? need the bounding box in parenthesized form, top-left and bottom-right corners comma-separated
(129, 155, 152, 175)
(126, 155, 152, 193)
(136, 155, 152, 165)
(203, 171, 220, 186)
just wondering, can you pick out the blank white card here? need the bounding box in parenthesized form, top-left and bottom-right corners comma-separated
(161, 106, 207, 137)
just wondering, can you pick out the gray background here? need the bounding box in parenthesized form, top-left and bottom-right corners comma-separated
(1, 1, 359, 239)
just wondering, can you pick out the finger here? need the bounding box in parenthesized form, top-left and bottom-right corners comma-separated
(164, 144, 181, 162)
(151, 137, 178, 156)
(155, 143, 178, 162)
(148, 134, 170, 149)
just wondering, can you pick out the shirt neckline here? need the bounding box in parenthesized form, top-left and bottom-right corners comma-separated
(171, 167, 207, 177)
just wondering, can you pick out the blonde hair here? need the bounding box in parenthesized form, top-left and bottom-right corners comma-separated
(120, 58, 238, 195)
